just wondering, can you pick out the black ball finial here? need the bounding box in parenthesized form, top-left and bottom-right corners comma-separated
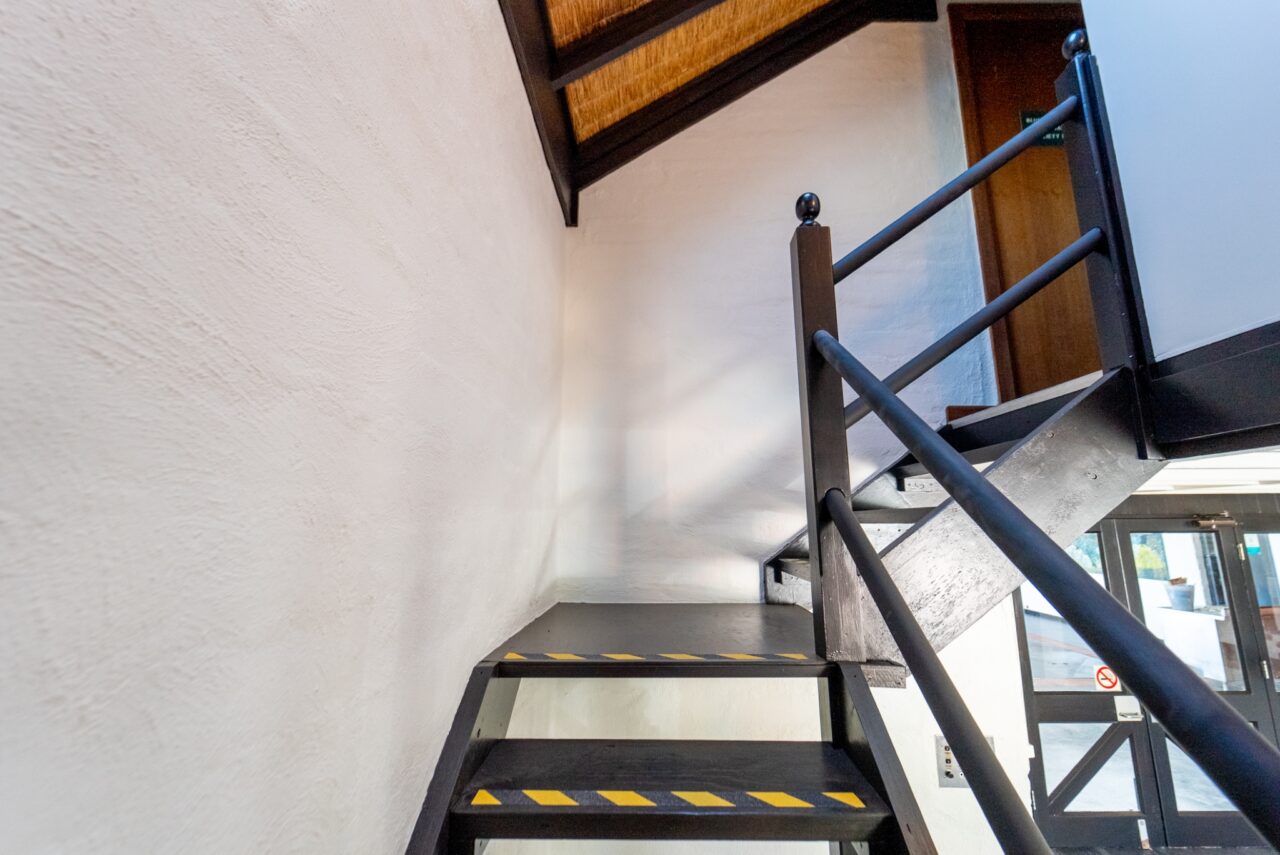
(1062, 29, 1088, 59)
(796, 192, 821, 225)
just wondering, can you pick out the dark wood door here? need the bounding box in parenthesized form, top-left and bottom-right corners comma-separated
(951, 4, 1098, 401)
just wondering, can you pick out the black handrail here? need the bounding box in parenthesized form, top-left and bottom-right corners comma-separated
(813, 330, 1280, 849)
(824, 489, 1052, 854)
(843, 228, 1104, 429)
(832, 96, 1080, 284)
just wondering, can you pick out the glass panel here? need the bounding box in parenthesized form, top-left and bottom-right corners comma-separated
(1039, 722, 1140, 812)
(1067, 739, 1140, 813)
(1022, 533, 1109, 691)
(1245, 532, 1280, 691)
(1130, 531, 1245, 691)
(1166, 738, 1236, 812)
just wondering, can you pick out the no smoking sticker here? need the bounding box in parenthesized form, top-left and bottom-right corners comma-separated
(1095, 665, 1119, 691)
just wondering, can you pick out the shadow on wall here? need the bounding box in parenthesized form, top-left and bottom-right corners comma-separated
(555, 19, 997, 602)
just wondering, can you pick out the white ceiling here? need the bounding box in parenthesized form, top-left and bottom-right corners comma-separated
(1137, 448, 1280, 494)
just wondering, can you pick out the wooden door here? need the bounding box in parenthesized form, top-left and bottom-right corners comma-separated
(951, 4, 1098, 401)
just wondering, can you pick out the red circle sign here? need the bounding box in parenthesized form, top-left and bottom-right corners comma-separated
(1095, 665, 1119, 690)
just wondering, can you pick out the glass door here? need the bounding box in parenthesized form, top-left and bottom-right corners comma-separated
(1111, 519, 1279, 847)
(1240, 527, 1280, 710)
(1014, 531, 1166, 848)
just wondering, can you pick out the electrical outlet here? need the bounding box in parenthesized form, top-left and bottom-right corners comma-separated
(936, 734, 995, 788)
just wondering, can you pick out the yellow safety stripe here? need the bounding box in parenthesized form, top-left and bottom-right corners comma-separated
(747, 791, 814, 809)
(524, 790, 578, 806)
(598, 790, 656, 807)
(467, 788, 866, 810)
(672, 791, 734, 808)
(499, 652, 813, 662)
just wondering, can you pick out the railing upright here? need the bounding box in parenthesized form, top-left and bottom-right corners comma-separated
(1058, 31, 1157, 453)
(790, 193, 865, 661)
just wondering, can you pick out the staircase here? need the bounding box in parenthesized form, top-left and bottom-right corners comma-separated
(408, 604, 930, 853)
(407, 31, 1280, 855)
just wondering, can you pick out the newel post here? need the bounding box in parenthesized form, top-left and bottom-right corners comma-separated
(790, 193, 865, 662)
(1056, 28, 1158, 456)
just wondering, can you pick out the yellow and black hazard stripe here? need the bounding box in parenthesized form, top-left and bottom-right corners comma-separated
(466, 789, 866, 810)
(500, 652, 812, 662)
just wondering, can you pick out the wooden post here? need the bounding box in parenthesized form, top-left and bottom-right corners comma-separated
(791, 193, 865, 662)
(1056, 29, 1157, 456)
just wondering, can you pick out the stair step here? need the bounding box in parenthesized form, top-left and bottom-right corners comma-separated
(488, 603, 830, 677)
(451, 739, 893, 841)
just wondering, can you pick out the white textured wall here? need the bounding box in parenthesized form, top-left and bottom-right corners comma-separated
(0, 2, 564, 853)
(1082, 0, 1280, 359)
(557, 18, 997, 602)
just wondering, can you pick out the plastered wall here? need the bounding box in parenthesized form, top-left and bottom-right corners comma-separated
(1082, 0, 1280, 359)
(0, 1, 565, 852)
(556, 16, 997, 602)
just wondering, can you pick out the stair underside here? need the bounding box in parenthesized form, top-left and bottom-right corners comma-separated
(767, 371, 1167, 664)
(452, 739, 892, 841)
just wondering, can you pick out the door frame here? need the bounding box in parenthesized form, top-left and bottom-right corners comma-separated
(1014, 494, 1280, 848)
(948, 3, 1086, 401)
(1109, 516, 1277, 847)
(1014, 527, 1166, 848)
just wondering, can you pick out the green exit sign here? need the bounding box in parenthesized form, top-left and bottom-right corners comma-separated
(1021, 111, 1065, 147)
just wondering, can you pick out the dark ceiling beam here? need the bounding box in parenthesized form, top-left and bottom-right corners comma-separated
(573, 0, 938, 190)
(549, 0, 727, 90)
(497, 0, 580, 225)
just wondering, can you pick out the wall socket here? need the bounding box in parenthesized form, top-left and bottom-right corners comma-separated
(936, 734, 995, 788)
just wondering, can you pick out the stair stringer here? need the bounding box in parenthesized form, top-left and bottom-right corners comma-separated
(864, 369, 1165, 666)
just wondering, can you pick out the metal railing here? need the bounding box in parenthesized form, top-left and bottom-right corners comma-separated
(789, 30, 1280, 851)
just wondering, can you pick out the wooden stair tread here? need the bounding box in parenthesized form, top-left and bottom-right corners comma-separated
(452, 739, 892, 840)
(488, 603, 830, 677)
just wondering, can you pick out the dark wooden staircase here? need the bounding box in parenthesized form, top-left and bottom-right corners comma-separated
(407, 603, 932, 853)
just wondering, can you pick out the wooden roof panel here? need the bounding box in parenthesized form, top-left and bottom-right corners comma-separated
(546, 0, 654, 47)
(497, 0, 938, 223)
(564, 0, 832, 141)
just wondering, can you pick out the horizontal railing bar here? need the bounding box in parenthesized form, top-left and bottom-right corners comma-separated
(831, 95, 1080, 284)
(844, 228, 1103, 429)
(823, 489, 1052, 855)
(814, 333, 1280, 850)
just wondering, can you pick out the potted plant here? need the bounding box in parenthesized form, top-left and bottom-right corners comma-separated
(1166, 577, 1195, 611)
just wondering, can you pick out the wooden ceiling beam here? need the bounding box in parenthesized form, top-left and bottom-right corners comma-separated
(549, 0, 728, 90)
(497, 0, 580, 225)
(573, 0, 937, 191)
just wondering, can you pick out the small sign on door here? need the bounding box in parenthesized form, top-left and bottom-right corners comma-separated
(1020, 110, 1066, 146)
(1115, 695, 1143, 722)
(1095, 664, 1120, 691)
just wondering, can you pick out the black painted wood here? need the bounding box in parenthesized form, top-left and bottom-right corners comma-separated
(1056, 37, 1155, 454)
(835, 664, 938, 854)
(489, 603, 831, 677)
(792, 199, 865, 662)
(1052, 848, 1273, 855)
(550, 0, 724, 89)
(575, 0, 938, 189)
(404, 665, 518, 855)
(496, 0, 579, 225)
(1148, 318, 1280, 456)
(451, 739, 892, 841)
